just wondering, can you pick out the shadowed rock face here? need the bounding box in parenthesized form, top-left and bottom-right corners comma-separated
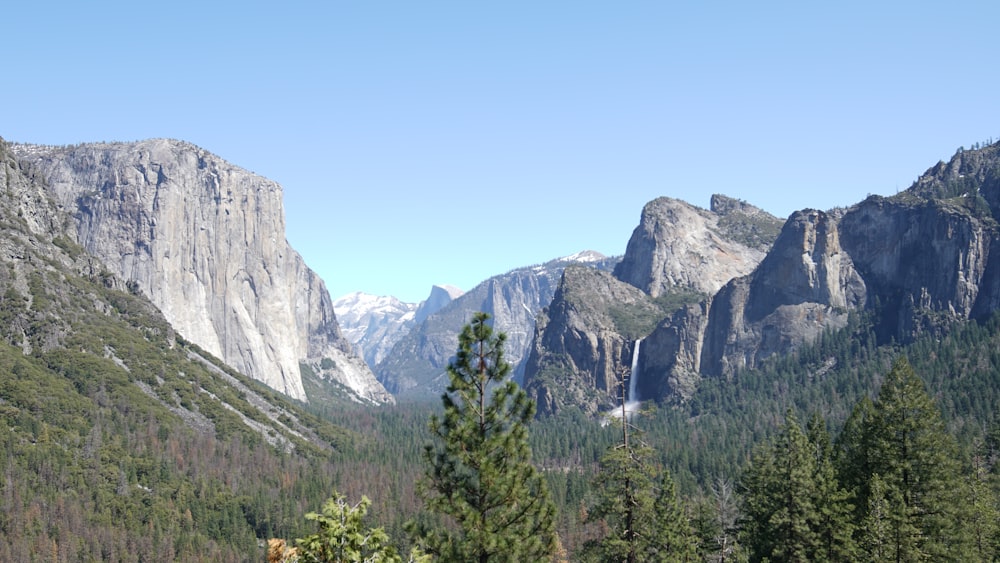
(694, 209, 866, 380)
(522, 266, 663, 417)
(13, 139, 392, 404)
(642, 143, 1000, 405)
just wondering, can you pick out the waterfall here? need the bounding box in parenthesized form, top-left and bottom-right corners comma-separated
(628, 338, 641, 403)
(603, 338, 644, 425)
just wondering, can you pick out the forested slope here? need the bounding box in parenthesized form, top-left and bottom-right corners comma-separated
(0, 139, 359, 561)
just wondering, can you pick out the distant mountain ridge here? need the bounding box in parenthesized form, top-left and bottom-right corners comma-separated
(333, 284, 463, 367)
(16, 135, 1000, 422)
(12, 139, 392, 405)
(372, 251, 618, 400)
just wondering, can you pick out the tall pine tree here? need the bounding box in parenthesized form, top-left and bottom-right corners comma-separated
(581, 389, 695, 562)
(871, 357, 972, 560)
(408, 312, 557, 562)
(651, 468, 699, 562)
(839, 357, 973, 561)
(740, 409, 856, 562)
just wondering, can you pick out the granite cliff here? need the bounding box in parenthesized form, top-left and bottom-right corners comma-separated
(12, 139, 392, 404)
(528, 143, 1000, 416)
(523, 196, 782, 415)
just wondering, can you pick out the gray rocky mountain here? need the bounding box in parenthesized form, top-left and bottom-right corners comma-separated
(376, 251, 618, 400)
(642, 144, 1000, 402)
(333, 284, 463, 367)
(523, 266, 670, 416)
(641, 207, 866, 399)
(527, 143, 1000, 417)
(12, 139, 392, 405)
(523, 195, 784, 415)
(614, 195, 777, 296)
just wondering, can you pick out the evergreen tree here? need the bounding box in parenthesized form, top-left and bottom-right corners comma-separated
(295, 490, 416, 563)
(804, 414, 857, 561)
(965, 453, 999, 563)
(858, 474, 892, 563)
(740, 410, 816, 562)
(740, 409, 855, 562)
(842, 357, 973, 561)
(581, 394, 696, 562)
(580, 441, 658, 563)
(834, 395, 876, 521)
(651, 469, 699, 562)
(408, 312, 557, 562)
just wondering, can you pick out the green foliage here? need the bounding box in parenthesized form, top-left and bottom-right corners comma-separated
(716, 211, 783, 251)
(836, 358, 974, 561)
(409, 312, 557, 562)
(606, 290, 704, 341)
(581, 441, 659, 562)
(0, 191, 360, 560)
(740, 410, 856, 562)
(296, 490, 409, 563)
(580, 411, 697, 563)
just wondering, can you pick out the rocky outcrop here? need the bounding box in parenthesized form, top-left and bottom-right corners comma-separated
(522, 266, 665, 416)
(614, 195, 780, 297)
(695, 209, 866, 378)
(12, 139, 392, 404)
(640, 143, 1000, 405)
(524, 196, 781, 415)
(376, 252, 617, 400)
(839, 196, 1000, 338)
(333, 284, 462, 368)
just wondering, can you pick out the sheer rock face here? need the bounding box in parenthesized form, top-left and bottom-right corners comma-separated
(839, 197, 1000, 337)
(13, 139, 392, 404)
(613, 195, 777, 297)
(694, 209, 866, 379)
(644, 144, 1000, 403)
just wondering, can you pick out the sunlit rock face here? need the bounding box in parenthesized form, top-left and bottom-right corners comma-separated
(14, 139, 392, 404)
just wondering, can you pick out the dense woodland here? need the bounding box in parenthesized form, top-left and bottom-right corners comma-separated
(4, 254, 1000, 561)
(3, 141, 1000, 558)
(302, 310, 1000, 562)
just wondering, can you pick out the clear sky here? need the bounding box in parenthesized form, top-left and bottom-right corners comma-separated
(4, 1, 998, 303)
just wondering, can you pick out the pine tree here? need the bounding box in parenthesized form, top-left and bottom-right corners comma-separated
(579, 368, 660, 563)
(580, 441, 658, 563)
(858, 474, 892, 563)
(804, 414, 857, 561)
(740, 410, 817, 562)
(408, 312, 557, 562)
(834, 395, 876, 521)
(581, 387, 696, 563)
(965, 453, 998, 563)
(740, 409, 855, 562)
(651, 469, 698, 562)
(295, 490, 413, 563)
(842, 357, 973, 561)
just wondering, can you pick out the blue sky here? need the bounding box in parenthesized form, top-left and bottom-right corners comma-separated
(4, 1, 999, 303)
